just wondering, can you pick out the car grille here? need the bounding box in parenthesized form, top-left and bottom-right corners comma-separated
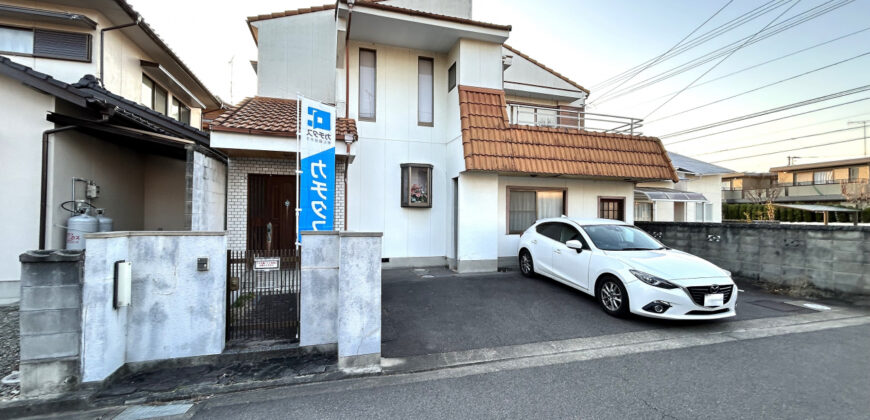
(686, 285, 733, 306)
(686, 308, 730, 315)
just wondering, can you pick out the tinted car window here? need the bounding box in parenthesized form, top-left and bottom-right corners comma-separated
(559, 225, 585, 246)
(582, 225, 663, 251)
(535, 223, 562, 241)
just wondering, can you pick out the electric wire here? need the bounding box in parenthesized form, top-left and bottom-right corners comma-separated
(589, 0, 734, 103)
(693, 126, 863, 156)
(710, 136, 865, 162)
(646, 50, 870, 124)
(661, 85, 870, 139)
(591, 0, 854, 106)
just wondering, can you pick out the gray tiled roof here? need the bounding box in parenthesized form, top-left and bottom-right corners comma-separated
(667, 152, 734, 175)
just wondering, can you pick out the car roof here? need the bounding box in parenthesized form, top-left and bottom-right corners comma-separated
(536, 217, 628, 226)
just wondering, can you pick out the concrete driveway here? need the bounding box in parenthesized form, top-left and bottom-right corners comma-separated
(381, 267, 816, 358)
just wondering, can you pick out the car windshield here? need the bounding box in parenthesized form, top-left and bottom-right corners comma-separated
(581, 225, 665, 251)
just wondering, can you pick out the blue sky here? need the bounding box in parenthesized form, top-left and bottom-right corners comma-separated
(130, 0, 870, 171)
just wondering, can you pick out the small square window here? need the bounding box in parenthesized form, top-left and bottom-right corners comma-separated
(401, 163, 433, 208)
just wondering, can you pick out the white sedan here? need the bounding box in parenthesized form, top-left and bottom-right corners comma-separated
(517, 217, 737, 320)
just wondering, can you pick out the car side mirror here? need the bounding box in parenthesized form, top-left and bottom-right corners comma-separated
(565, 240, 584, 253)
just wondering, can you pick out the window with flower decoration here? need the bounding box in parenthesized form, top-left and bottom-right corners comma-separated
(401, 163, 433, 208)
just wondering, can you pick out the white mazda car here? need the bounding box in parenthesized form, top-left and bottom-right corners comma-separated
(517, 217, 737, 319)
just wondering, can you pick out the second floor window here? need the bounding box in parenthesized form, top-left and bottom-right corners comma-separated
(359, 49, 376, 121)
(170, 98, 190, 125)
(813, 170, 833, 185)
(418, 57, 433, 126)
(141, 75, 167, 115)
(0, 25, 90, 62)
(849, 167, 861, 181)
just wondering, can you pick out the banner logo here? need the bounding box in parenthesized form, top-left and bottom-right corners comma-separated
(298, 96, 336, 241)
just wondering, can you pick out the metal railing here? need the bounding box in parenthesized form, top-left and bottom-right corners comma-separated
(775, 178, 868, 187)
(507, 104, 644, 135)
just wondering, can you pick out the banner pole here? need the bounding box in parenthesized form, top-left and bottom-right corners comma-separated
(296, 94, 301, 251)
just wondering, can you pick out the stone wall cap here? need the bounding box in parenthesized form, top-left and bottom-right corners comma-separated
(301, 231, 339, 236)
(84, 231, 227, 239)
(19, 250, 84, 263)
(338, 231, 384, 237)
(635, 221, 870, 232)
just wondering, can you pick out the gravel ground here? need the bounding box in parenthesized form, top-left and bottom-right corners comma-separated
(0, 304, 19, 400)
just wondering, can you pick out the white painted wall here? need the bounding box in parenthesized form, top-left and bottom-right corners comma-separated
(254, 10, 337, 103)
(0, 0, 205, 127)
(639, 174, 724, 223)
(382, 0, 472, 18)
(346, 41, 456, 260)
(502, 46, 584, 96)
(0, 77, 53, 287)
(457, 38, 503, 90)
(457, 172, 499, 269)
(496, 176, 635, 258)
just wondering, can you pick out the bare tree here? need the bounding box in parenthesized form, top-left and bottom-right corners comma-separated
(841, 179, 870, 210)
(745, 187, 781, 220)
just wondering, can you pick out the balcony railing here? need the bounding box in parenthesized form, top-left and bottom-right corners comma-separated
(723, 179, 869, 201)
(507, 104, 644, 135)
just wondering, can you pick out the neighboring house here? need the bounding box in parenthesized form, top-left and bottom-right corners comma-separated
(723, 157, 869, 205)
(0, 0, 225, 302)
(209, 0, 677, 272)
(636, 152, 733, 223)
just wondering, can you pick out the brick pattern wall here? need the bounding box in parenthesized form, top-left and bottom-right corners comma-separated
(227, 156, 346, 250)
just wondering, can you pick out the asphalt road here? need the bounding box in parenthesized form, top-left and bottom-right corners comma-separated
(382, 268, 813, 357)
(192, 323, 870, 419)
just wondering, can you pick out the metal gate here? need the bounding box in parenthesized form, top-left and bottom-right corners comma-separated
(226, 249, 300, 343)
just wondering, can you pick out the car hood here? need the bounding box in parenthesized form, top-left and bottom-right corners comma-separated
(603, 249, 728, 280)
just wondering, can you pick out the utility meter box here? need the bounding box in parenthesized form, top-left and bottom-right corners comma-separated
(114, 261, 132, 308)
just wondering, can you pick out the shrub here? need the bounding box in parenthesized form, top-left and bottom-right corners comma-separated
(863, 208, 870, 223)
(802, 210, 814, 222)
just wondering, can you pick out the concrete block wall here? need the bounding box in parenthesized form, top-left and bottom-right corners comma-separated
(227, 156, 347, 250)
(300, 232, 382, 372)
(636, 222, 870, 295)
(18, 250, 85, 397)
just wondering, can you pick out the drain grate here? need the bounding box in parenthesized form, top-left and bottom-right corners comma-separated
(748, 299, 803, 312)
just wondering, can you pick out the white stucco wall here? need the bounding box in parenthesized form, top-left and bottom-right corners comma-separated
(0, 76, 53, 290)
(254, 10, 337, 103)
(382, 0, 472, 18)
(346, 41, 456, 261)
(144, 155, 186, 231)
(457, 38, 503, 90)
(496, 176, 635, 258)
(457, 172, 499, 270)
(0, 0, 205, 127)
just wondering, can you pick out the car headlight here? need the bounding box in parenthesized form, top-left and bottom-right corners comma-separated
(630, 269, 679, 289)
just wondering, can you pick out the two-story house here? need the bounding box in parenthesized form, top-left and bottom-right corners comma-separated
(636, 152, 733, 223)
(0, 0, 226, 302)
(209, 0, 678, 272)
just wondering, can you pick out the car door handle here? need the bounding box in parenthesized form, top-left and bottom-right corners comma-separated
(554, 249, 562, 254)
(531, 240, 537, 244)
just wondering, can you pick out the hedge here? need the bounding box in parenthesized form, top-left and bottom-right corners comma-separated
(721, 203, 868, 222)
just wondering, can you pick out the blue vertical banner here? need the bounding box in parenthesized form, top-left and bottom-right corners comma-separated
(298, 96, 336, 242)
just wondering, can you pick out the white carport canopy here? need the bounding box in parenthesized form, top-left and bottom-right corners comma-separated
(775, 203, 859, 225)
(634, 187, 707, 202)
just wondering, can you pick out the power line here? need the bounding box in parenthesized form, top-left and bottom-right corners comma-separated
(646, 50, 870, 124)
(589, 0, 734, 102)
(693, 126, 863, 156)
(591, 0, 784, 91)
(591, 0, 855, 106)
(709, 136, 864, 162)
(643, 0, 803, 119)
(662, 97, 870, 145)
(660, 85, 870, 140)
(629, 26, 870, 108)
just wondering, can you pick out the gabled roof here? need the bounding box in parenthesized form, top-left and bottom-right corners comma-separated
(210, 96, 358, 140)
(246, 1, 511, 44)
(0, 56, 210, 145)
(458, 86, 677, 182)
(503, 44, 589, 95)
(667, 152, 733, 175)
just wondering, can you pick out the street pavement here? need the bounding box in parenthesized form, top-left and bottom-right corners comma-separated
(190, 323, 870, 419)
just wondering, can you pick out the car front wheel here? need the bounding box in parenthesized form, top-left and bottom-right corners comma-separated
(519, 250, 535, 278)
(597, 276, 630, 317)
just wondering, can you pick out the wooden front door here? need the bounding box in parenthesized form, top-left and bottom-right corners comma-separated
(247, 174, 296, 250)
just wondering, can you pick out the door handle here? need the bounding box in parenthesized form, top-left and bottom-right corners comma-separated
(554, 249, 562, 254)
(531, 240, 537, 244)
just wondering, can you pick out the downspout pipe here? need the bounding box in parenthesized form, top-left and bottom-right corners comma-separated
(344, 2, 353, 230)
(99, 17, 142, 87)
(39, 126, 76, 250)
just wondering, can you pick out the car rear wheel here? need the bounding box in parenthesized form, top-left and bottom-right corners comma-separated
(519, 250, 535, 278)
(597, 276, 630, 317)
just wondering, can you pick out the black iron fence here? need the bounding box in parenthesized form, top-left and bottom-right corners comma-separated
(226, 248, 300, 343)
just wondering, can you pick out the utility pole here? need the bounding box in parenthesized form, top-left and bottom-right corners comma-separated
(848, 120, 869, 156)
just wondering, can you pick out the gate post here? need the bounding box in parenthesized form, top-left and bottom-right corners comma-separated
(337, 232, 382, 372)
(300, 232, 340, 347)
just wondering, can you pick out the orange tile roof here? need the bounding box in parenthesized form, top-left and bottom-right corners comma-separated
(459, 86, 677, 182)
(209, 96, 357, 140)
(503, 45, 589, 94)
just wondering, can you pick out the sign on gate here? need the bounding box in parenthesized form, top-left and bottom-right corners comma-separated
(297, 95, 336, 243)
(253, 257, 281, 271)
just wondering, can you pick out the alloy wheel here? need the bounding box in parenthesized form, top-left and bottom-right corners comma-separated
(520, 253, 531, 274)
(601, 281, 623, 311)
